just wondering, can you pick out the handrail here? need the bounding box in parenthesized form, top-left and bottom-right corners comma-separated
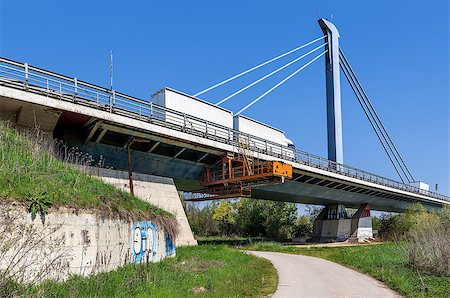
(0, 57, 448, 203)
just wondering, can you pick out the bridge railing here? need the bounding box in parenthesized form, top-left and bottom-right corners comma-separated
(0, 57, 448, 203)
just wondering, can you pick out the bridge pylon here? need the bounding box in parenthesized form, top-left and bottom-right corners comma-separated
(319, 18, 343, 164)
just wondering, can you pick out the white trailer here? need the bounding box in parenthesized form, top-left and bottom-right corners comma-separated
(409, 181, 430, 192)
(151, 87, 233, 140)
(233, 115, 296, 159)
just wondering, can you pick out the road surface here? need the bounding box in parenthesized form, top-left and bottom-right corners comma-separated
(249, 251, 400, 298)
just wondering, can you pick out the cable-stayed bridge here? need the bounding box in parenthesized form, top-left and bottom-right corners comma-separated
(0, 19, 448, 241)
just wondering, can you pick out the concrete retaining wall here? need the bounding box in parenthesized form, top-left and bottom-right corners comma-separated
(0, 203, 175, 282)
(90, 168, 197, 246)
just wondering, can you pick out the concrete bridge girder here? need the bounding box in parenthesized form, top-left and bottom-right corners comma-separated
(252, 179, 442, 213)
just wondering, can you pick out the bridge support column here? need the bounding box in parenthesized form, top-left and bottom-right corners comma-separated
(312, 203, 372, 242)
(349, 203, 373, 241)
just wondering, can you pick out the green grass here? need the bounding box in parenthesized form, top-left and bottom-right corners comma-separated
(246, 242, 450, 297)
(0, 122, 170, 219)
(22, 245, 277, 297)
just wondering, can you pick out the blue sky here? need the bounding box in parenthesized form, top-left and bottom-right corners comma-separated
(1, 1, 449, 199)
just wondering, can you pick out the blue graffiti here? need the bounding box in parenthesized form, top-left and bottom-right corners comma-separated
(131, 221, 157, 263)
(165, 234, 176, 257)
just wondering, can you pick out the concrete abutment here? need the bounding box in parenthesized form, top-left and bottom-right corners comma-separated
(89, 167, 197, 246)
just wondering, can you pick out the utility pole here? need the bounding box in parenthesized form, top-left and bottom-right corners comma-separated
(319, 18, 343, 164)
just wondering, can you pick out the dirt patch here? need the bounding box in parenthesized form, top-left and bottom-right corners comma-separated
(170, 258, 224, 274)
(192, 286, 208, 293)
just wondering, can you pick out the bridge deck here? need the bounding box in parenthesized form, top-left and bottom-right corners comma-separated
(0, 57, 448, 211)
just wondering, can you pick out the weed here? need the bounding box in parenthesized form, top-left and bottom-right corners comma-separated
(26, 190, 52, 223)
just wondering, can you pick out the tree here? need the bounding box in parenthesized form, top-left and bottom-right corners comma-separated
(235, 199, 265, 237)
(184, 202, 218, 237)
(261, 201, 297, 240)
(294, 215, 313, 238)
(212, 201, 236, 236)
(306, 205, 322, 224)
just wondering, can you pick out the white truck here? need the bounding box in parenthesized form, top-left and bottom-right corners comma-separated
(151, 87, 296, 159)
(151, 87, 233, 140)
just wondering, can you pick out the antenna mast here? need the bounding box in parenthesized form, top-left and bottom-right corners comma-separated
(110, 50, 113, 90)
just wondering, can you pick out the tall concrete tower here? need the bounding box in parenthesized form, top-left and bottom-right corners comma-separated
(319, 18, 343, 164)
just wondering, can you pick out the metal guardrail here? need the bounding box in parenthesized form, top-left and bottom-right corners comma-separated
(0, 56, 448, 203)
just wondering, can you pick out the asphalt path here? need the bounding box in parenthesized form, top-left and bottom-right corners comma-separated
(249, 251, 400, 298)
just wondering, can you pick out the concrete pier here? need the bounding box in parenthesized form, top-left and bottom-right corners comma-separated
(312, 203, 373, 242)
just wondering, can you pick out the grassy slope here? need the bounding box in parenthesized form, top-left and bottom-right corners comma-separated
(0, 122, 170, 219)
(27, 245, 277, 297)
(247, 242, 449, 297)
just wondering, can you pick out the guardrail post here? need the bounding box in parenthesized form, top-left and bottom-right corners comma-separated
(74, 78, 78, 99)
(183, 113, 187, 131)
(149, 102, 153, 120)
(24, 63, 29, 89)
(205, 120, 208, 137)
(110, 90, 115, 113)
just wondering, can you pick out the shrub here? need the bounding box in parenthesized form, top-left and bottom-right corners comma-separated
(379, 204, 440, 241)
(371, 216, 382, 231)
(184, 202, 218, 237)
(294, 215, 312, 238)
(405, 212, 449, 276)
(407, 229, 449, 276)
(393, 204, 449, 276)
(376, 204, 449, 275)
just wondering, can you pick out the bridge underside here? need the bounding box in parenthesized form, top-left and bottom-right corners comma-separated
(65, 137, 443, 213)
(252, 181, 432, 213)
(0, 88, 446, 214)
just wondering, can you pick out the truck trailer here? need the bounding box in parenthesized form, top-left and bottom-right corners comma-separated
(151, 87, 233, 140)
(151, 87, 296, 160)
(233, 115, 295, 158)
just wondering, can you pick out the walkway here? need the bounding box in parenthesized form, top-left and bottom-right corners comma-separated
(249, 251, 400, 298)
